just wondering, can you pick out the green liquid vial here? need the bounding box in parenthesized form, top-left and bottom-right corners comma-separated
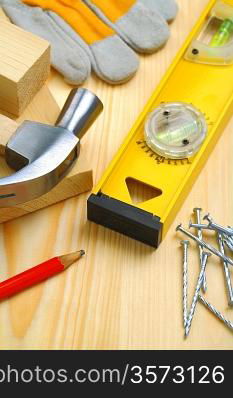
(210, 18, 233, 47)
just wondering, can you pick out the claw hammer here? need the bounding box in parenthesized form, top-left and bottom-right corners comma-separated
(0, 88, 103, 207)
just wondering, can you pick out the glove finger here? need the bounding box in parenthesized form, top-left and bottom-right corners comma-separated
(46, 11, 91, 84)
(140, 0, 179, 22)
(83, 0, 170, 53)
(1, 0, 91, 84)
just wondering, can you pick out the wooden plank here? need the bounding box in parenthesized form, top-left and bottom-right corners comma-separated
(0, 19, 50, 116)
(0, 110, 92, 223)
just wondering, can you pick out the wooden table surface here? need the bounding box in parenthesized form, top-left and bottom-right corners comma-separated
(1, 0, 233, 350)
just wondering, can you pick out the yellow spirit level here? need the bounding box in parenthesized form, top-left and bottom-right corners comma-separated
(87, 0, 233, 248)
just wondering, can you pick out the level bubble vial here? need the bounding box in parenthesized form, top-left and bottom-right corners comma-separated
(144, 102, 207, 159)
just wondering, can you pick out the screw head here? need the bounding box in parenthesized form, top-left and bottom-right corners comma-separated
(193, 207, 202, 213)
(180, 240, 190, 246)
(202, 251, 212, 259)
(203, 213, 212, 223)
(176, 223, 182, 232)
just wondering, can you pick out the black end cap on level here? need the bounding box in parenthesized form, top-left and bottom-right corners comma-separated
(87, 193, 162, 248)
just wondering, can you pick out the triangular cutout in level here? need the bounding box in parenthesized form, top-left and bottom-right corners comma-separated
(126, 177, 162, 205)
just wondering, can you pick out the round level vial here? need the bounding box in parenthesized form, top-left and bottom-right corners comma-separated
(144, 102, 207, 159)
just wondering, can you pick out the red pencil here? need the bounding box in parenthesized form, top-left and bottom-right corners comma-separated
(0, 250, 85, 301)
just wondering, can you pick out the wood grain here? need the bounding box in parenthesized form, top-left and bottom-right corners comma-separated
(0, 19, 50, 116)
(0, 114, 18, 155)
(1, 0, 233, 349)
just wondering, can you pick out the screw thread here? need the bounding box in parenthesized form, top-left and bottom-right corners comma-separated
(218, 234, 233, 306)
(224, 237, 233, 252)
(199, 295, 233, 331)
(181, 241, 189, 328)
(185, 253, 209, 337)
(193, 208, 207, 292)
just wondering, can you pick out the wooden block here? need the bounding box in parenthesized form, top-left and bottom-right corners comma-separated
(0, 19, 50, 116)
(0, 112, 93, 223)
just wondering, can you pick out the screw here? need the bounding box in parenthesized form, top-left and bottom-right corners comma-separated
(203, 214, 233, 237)
(182, 139, 189, 146)
(189, 221, 213, 230)
(185, 252, 211, 338)
(193, 208, 207, 293)
(198, 295, 233, 331)
(181, 240, 189, 328)
(217, 234, 233, 306)
(176, 224, 233, 266)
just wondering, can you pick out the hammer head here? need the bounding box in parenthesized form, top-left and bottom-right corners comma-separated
(0, 88, 103, 207)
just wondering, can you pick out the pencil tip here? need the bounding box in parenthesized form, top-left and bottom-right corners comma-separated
(59, 250, 86, 268)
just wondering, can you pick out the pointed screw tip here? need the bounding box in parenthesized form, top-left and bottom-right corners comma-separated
(80, 250, 85, 257)
(202, 286, 208, 294)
